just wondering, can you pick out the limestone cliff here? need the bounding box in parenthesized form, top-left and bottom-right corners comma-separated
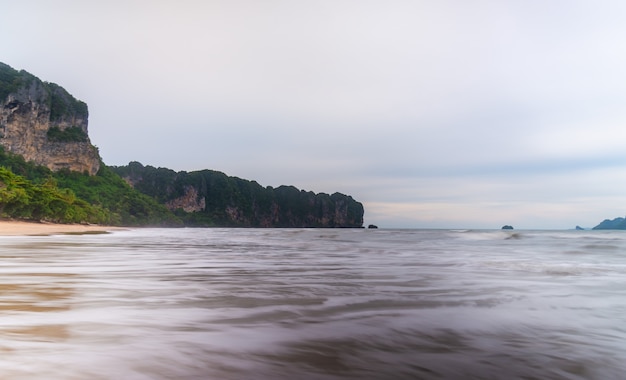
(112, 162, 365, 228)
(0, 63, 100, 175)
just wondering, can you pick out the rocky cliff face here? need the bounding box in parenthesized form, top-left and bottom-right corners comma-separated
(0, 63, 100, 175)
(165, 186, 206, 212)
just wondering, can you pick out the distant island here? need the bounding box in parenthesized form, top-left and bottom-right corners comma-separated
(501, 225, 514, 230)
(592, 217, 626, 230)
(0, 62, 364, 227)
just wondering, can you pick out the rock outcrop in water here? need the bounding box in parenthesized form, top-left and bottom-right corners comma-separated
(111, 162, 365, 228)
(0, 63, 100, 175)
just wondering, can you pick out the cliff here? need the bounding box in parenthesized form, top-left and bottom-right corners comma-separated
(112, 162, 365, 228)
(0, 62, 365, 228)
(0, 63, 100, 175)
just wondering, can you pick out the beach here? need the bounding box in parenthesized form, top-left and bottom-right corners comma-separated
(0, 220, 119, 236)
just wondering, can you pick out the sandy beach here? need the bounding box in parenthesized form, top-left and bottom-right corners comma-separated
(0, 220, 121, 236)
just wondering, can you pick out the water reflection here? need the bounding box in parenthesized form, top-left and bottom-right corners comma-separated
(0, 273, 74, 341)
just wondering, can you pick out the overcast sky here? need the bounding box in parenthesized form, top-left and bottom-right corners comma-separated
(2, 0, 626, 229)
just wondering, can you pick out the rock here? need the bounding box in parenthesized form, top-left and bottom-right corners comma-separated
(501, 225, 514, 230)
(165, 186, 206, 212)
(368, 224, 378, 229)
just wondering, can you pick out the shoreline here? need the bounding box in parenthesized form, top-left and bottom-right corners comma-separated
(0, 220, 123, 236)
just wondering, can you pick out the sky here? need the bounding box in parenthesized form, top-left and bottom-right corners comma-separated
(2, 0, 626, 229)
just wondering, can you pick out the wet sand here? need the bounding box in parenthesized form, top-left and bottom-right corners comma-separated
(0, 220, 120, 236)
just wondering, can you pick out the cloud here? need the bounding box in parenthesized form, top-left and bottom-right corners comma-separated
(3, 0, 626, 228)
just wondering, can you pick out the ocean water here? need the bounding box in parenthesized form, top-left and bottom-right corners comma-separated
(1, 228, 626, 380)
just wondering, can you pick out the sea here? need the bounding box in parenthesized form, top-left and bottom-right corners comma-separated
(1, 228, 625, 380)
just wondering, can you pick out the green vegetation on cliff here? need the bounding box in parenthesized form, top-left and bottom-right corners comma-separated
(47, 126, 89, 142)
(47, 82, 88, 121)
(0, 167, 109, 224)
(0, 62, 88, 121)
(54, 165, 181, 226)
(0, 147, 181, 226)
(0, 63, 34, 103)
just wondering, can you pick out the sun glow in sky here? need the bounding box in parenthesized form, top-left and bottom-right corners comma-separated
(3, 0, 626, 229)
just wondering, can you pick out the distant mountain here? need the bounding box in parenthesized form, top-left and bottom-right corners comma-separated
(592, 217, 626, 230)
(0, 62, 364, 227)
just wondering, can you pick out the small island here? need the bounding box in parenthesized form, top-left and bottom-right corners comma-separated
(501, 225, 514, 230)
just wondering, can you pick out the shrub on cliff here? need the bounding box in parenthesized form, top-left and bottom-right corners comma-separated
(1, 63, 88, 124)
(0, 63, 35, 103)
(46, 82, 89, 121)
(47, 126, 89, 142)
